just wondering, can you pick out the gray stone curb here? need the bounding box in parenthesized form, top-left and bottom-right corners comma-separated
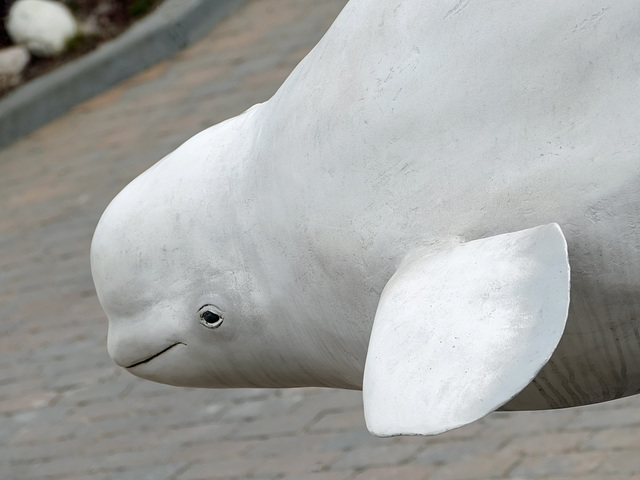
(0, 0, 245, 149)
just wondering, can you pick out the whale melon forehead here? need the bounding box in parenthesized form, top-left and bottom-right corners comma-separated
(90, 166, 241, 317)
(91, 106, 257, 265)
(91, 104, 268, 320)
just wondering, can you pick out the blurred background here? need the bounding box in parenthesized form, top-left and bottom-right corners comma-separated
(1, 0, 164, 92)
(1, 0, 640, 479)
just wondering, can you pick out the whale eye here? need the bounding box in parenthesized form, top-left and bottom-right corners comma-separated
(198, 305, 224, 329)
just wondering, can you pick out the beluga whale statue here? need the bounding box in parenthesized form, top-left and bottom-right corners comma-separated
(91, 0, 640, 436)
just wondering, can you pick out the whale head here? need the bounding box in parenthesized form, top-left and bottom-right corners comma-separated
(91, 106, 366, 390)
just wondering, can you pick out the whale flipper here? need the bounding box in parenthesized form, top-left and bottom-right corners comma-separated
(363, 224, 570, 437)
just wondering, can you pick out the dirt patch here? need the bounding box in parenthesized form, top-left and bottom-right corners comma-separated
(1, 0, 164, 97)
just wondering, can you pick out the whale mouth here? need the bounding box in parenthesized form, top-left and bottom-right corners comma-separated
(126, 342, 185, 369)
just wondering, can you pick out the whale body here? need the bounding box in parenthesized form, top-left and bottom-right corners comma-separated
(91, 0, 640, 436)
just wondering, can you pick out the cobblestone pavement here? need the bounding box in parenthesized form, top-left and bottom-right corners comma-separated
(2, 0, 640, 479)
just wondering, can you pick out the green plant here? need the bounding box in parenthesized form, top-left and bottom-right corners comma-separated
(128, 0, 155, 17)
(65, 31, 97, 54)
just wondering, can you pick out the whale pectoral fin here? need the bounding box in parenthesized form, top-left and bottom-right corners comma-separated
(363, 223, 570, 437)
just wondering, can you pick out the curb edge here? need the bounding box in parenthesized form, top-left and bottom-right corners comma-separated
(0, 0, 245, 149)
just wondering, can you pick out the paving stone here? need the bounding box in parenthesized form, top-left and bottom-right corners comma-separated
(310, 409, 367, 432)
(102, 449, 183, 471)
(510, 452, 608, 477)
(1, 465, 30, 480)
(282, 472, 352, 480)
(154, 422, 238, 446)
(352, 464, 436, 480)
(481, 410, 578, 436)
(511, 477, 640, 480)
(108, 463, 188, 480)
(500, 431, 592, 455)
(252, 451, 343, 476)
(331, 443, 422, 470)
(175, 459, 257, 480)
(415, 437, 504, 467)
(584, 427, 640, 449)
(220, 393, 306, 422)
(244, 432, 333, 458)
(3, 439, 92, 465)
(428, 452, 520, 480)
(27, 457, 107, 478)
(168, 440, 255, 463)
(239, 477, 281, 480)
(75, 415, 160, 438)
(80, 430, 163, 455)
(8, 419, 82, 445)
(230, 411, 317, 438)
(44, 474, 110, 480)
(10, 404, 74, 427)
(0, 419, 21, 444)
(61, 382, 133, 406)
(320, 429, 382, 452)
(0, 389, 58, 414)
(597, 451, 640, 475)
(66, 398, 145, 422)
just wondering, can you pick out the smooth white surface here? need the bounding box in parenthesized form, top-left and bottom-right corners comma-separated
(92, 0, 640, 418)
(363, 224, 570, 436)
(7, 0, 78, 57)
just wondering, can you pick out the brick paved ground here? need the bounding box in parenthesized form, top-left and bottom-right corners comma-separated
(1, 0, 640, 478)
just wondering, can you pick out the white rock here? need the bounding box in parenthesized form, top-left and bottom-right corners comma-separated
(0, 45, 31, 90)
(6, 0, 78, 57)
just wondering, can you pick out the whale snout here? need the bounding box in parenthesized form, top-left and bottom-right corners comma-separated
(121, 342, 184, 369)
(105, 316, 219, 388)
(106, 319, 182, 369)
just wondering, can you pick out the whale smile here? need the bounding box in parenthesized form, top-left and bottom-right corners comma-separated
(126, 342, 185, 369)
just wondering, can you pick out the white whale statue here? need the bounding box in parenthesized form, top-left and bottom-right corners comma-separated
(91, 0, 640, 436)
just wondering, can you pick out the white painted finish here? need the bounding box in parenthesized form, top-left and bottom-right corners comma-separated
(363, 224, 570, 436)
(91, 0, 640, 434)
